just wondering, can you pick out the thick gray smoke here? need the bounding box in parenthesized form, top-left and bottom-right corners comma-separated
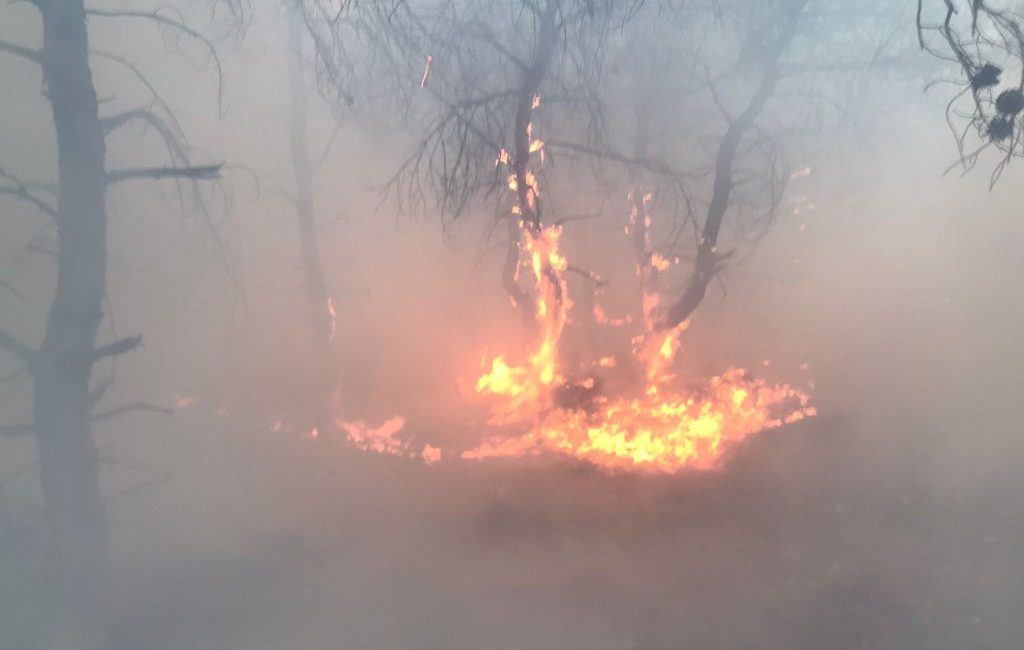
(1, 1, 1023, 649)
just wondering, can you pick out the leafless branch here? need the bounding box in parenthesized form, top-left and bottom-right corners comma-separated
(107, 165, 222, 184)
(566, 265, 608, 286)
(91, 402, 173, 423)
(85, 7, 227, 114)
(91, 336, 142, 362)
(0, 167, 57, 218)
(0, 326, 34, 364)
(0, 39, 41, 65)
(0, 422, 34, 437)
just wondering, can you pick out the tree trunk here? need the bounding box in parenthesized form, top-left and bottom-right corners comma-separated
(503, 2, 559, 326)
(288, 5, 337, 434)
(661, 2, 806, 330)
(34, 0, 110, 646)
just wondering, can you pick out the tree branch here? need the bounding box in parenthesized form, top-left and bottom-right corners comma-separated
(84, 8, 226, 114)
(0, 422, 34, 437)
(107, 164, 222, 184)
(566, 265, 608, 286)
(92, 402, 173, 423)
(0, 39, 42, 65)
(92, 336, 142, 362)
(0, 326, 34, 364)
(0, 167, 58, 217)
(545, 139, 697, 183)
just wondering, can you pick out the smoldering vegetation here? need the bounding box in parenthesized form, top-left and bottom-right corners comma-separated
(2, 1, 1024, 649)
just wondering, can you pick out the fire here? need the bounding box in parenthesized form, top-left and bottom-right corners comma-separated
(463, 94, 815, 473)
(476, 222, 570, 424)
(326, 297, 337, 341)
(273, 92, 814, 476)
(467, 369, 814, 472)
(470, 293, 815, 473)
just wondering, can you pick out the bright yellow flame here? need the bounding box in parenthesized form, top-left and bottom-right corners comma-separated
(466, 369, 815, 472)
(468, 90, 815, 474)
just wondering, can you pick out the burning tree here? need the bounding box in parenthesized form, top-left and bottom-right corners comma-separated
(0, 1, 244, 646)
(296, 0, 918, 472)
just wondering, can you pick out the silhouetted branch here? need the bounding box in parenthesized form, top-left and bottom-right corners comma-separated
(0, 422, 34, 437)
(100, 108, 189, 159)
(88, 373, 116, 407)
(85, 7, 227, 114)
(0, 326, 34, 364)
(91, 402, 173, 423)
(0, 39, 41, 65)
(107, 165, 222, 184)
(0, 167, 57, 218)
(0, 277, 27, 302)
(91, 336, 142, 362)
(566, 265, 608, 287)
(544, 139, 697, 183)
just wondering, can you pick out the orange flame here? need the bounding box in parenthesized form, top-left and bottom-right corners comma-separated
(466, 369, 814, 472)
(467, 96, 814, 472)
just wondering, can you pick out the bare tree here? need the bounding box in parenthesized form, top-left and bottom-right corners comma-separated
(317, 0, 635, 323)
(602, 0, 918, 333)
(300, 0, 921, 379)
(0, 1, 244, 646)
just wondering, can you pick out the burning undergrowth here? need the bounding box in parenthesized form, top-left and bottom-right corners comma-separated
(465, 223, 815, 473)
(457, 97, 815, 473)
(278, 95, 815, 474)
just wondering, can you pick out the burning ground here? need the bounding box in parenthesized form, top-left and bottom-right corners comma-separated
(4, 125, 1011, 650)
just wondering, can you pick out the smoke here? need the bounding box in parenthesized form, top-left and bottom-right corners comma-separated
(2, 2, 1023, 649)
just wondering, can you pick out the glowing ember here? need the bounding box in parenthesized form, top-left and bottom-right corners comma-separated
(419, 54, 432, 90)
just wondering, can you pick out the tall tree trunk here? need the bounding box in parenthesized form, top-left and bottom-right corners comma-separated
(34, 0, 109, 646)
(288, 5, 337, 434)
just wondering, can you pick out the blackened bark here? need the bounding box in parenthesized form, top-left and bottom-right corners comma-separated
(503, 2, 560, 326)
(511, 4, 558, 235)
(35, 0, 109, 646)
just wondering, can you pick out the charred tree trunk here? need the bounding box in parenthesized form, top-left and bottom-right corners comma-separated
(34, 0, 109, 646)
(287, 6, 338, 434)
(503, 2, 560, 326)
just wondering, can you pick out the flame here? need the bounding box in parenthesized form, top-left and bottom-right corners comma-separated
(285, 92, 816, 475)
(172, 394, 196, 409)
(465, 96, 815, 473)
(471, 281, 814, 473)
(650, 253, 672, 272)
(326, 297, 337, 341)
(466, 369, 814, 472)
(340, 416, 408, 455)
(422, 444, 442, 465)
